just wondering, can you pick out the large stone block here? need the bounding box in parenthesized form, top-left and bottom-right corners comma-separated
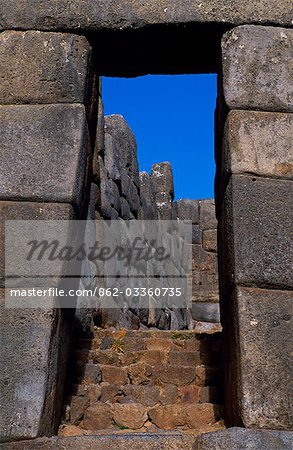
(104, 115, 139, 188)
(199, 200, 217, 231)
(175, 200, 199, 224)
(121, 170, 140, 216)
(0, 104, 89, 207)
(192, 224, 202, 245)
(0, 433, 197, 450)
(223, 111, 293, 179)
(194, 427, 293, 450)
(104, 132, 123, 183)
(148, 403, 219, 430)
(0, 201, 75, 287)
(224, 287, 293, 430)
(220, 175, 293, 289)
(222, 26, 293, 112)
(0, 291, 72, 442)
(191, 302, 220, 323)
(0, 1, 291, 32)
(151, 162, 174, 200)
(0, 31, 92, 104)
(155, 192, 173, 220)
(202, 230, 217, 252)
(139, 172, 158, 220)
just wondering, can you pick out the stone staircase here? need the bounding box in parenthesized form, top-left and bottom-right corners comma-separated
(59, 328, 225, 441)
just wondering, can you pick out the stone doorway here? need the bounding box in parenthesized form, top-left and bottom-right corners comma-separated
(59, 71, 225, 437)
(0, 9, 291, 449)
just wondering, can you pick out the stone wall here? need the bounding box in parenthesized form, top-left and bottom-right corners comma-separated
(1, 3, 292, 448)
(81, 107, 221, 332)
(0, 31, 99, 442)
(217, 25, 293, 431)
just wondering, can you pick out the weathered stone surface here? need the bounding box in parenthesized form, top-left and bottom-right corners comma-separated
(112, 403, 148, 429)
(0, 291, 71, 442)
(159, 385, 179, 406)
(87, 183, 101, 220)
(120, 197, 131, 220)
(148, 403, 218, 430)
(225, 287, 292, 430)
(194, 427, 293, 450)
(67, 395, 90, 425)
(0, 31, 92, 104)
(170, 309, 188, 331)
(105, 115, 139, 188)
(0, 105, 89, 207)
(154, 365, 196, 386)
(83, 403, 113, 431)
(199, 200, 217, 230)
(155, 192, 173, 220)
(0, 432, 197, 450)
(145, 338, 173, 352)
(192, 225, 202, 245)
(58, 425, 86, 437)
(96, 307, 140, 330)
(108, 179, 121, 214)
(179, 385, 200, 404)
(192, 273, 219, 304)
(82, 364, 102, 385)
(99, 156, 114, 219)
(221, 175, 293, 289)
(123, 385, 160, 407)
(1, 1, 291, 32)
(128, 362, 152, 385)
(223, 110, 293, 179)
(87, 385, 102, 405)
(176, 200, 199, 224)
(121, 171, 140, 215)
(139, 172, 158, 220)
(151, 162, 174, 200)
(169, 350, 200, 367)
(222, 26, 293, 112)
(93, 97, 105, 183)
(104, 132, 123, 183)
(101, 365, 128, 385)
(0, 201, 75, 286)
(192, 302, 220, 323)
(195, 366, 221, 387)
(202, 230, 217, 252)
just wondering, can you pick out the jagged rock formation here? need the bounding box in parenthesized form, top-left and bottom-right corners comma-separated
(83, 110, 221, 332)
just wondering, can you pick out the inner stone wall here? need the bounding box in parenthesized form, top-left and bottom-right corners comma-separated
(77, 104, 221, 333)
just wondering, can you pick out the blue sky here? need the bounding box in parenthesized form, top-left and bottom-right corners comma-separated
(102, 74, 217, 200)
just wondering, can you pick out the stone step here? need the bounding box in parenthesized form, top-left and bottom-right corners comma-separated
(74, 349, 209, 367)
(73, 329, 222, 360)
(72, 350, 222, 375)
(71, 361, 222, 388)
(68, 382, 224, 408)
(64, 328, 224, 436)
(0, 432, 199, 450)
(64, 399, 222, 432)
